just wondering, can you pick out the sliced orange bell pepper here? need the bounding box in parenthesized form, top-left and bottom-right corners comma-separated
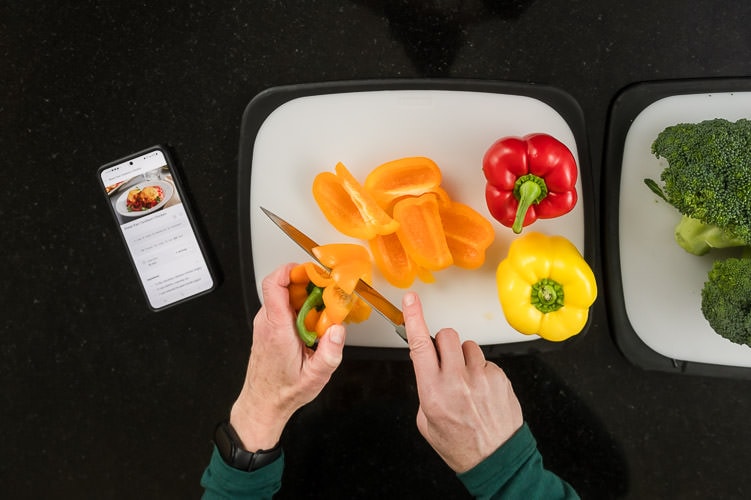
(304, 261, 333, 288)
(369, 232, 418, 288)
(439, 201, 496, 269)
(312, 162, 398, 240)
(288, 282, 309, 311)
(287, 243, 373, 346)
(313, 243, 372, 294)
(364, 156, 442, 210)
(345, 297, 372, 323)
(393, 193, 453, 271)
(312, 242, 371, 268)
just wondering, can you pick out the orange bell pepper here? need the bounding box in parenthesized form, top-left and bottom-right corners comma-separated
(439, 201, 495, 269)
(393, 192, 453, 271)
(313, 243, 372, 294)
(312, 162, 398, 240)
(369, 232, 418, 289)
(287, 243, 373, 346)
(311, 156, 496, 286)
(364, 156, 442, 210)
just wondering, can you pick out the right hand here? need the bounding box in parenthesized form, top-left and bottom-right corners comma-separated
(403, 292, 524, 473)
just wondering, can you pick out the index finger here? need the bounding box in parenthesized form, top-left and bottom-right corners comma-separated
(403, 292, 439, 381)
(260, 263, 295, 320)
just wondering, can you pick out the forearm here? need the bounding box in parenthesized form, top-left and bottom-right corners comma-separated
(457, 423, 579, 500)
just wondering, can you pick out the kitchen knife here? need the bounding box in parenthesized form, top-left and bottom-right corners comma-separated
(261, 207, 408, 343)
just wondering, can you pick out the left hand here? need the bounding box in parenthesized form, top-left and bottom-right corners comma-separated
(230, 263, 347, 451)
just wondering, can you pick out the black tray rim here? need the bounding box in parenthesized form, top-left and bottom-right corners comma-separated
(602, 76, 751, 379)
(238, 78, 597, 360)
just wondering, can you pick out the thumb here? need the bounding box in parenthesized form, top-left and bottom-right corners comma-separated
(307, 324, 347, 379)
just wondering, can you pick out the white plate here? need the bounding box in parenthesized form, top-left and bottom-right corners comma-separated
(249, 88, 587, 348)
(115, 180, 173, 217)
(619, 91, 751, 367)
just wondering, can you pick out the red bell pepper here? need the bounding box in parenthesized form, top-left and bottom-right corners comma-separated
(482, 133, 578, 233)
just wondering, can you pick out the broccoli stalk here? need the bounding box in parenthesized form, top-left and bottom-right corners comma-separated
(674, 215, 748, 256)
(701, 258, 751, 347)
(646, 118, 751, 254)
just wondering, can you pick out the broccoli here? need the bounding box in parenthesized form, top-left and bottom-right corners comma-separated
(646, 118, 751, 255)
(674, 215, 748, 256)
(701, 257, 751, 347)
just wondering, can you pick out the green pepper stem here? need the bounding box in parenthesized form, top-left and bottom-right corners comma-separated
(512, 175, 547, 234)
(530, 278, 565, 313)
(296, 286, 324, 347)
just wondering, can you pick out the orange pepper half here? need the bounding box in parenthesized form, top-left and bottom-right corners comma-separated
(439, 201, 496, 269)
(364, 156, 442, 210)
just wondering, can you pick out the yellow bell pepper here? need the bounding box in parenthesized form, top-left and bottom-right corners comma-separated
(496, 232, 597, 341)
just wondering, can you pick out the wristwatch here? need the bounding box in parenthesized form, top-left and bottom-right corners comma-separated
(213, 420, 282, 472)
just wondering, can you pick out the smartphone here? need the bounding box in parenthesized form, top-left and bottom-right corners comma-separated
(98, 145, 217, 311)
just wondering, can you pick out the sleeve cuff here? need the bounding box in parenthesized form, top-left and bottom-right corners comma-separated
(201, 445, 284, 499)
(457, 422, 538, 494)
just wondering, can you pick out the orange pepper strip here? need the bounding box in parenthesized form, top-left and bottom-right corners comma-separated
(288, 282, 309, 311)
(364, 156, 442, 210)
(440, 201, 496, 269)
(416, 267, 436, 284)
(315, 310, 335, 337)
(393, 193, 453, 271)
(304, 307, 321, 333)
(313, 243, 370, 269)
(304, 261, 333, 288)
(330, 260, 370, 295)
(369, 232, 418, 289)
(289, 263, 310, 284)
(334, 162, 399, 236)
(322, 285, 355, 323)
(313, 243, 372, 294)
(346, 297, 372, 323)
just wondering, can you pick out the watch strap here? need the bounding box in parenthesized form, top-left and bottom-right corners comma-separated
(213, 420, 282, 472)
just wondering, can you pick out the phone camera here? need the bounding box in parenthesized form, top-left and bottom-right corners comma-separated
(129, 161, 133, 165)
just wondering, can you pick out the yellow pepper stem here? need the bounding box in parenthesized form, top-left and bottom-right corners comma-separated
(530, 278, 564, 313)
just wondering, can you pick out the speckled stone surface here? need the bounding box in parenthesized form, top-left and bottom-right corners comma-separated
(3, 1, 751, 498)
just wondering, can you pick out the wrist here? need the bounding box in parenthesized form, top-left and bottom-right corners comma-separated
(213, 420, 283, 472)
(230, 395, 288, 451)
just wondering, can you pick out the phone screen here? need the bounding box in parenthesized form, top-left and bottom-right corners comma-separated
(99, 147, 216, 310)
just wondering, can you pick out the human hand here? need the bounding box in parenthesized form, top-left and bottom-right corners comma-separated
(403, 292, 524, 473)
(230, 263, 347, 451)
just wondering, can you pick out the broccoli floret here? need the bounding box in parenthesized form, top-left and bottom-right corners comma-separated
(648, 118, 751, 250)
(674, 215, 748, 256)
(701, 257, 751, 347)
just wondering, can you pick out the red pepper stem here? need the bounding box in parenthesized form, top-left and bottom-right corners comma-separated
(512, 178, 544, 234)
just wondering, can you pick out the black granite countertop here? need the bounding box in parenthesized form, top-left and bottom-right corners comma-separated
(4, 1, 751, 498)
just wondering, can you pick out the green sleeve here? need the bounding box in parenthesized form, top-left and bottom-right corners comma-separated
(200, 445, 284, 500)
(457, 423, 579, 500)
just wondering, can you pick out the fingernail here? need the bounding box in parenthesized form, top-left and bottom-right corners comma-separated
(329, 325, 344, 345)
(404, 292, 416, 307)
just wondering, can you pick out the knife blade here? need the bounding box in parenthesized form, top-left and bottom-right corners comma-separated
(261, 207, 408, 343)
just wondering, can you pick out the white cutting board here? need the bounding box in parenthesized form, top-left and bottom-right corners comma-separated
(620, 91, 751, 366)
(249, 89, 585, 348)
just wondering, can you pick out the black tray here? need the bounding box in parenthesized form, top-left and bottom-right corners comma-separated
(602, 78, 751, 378)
